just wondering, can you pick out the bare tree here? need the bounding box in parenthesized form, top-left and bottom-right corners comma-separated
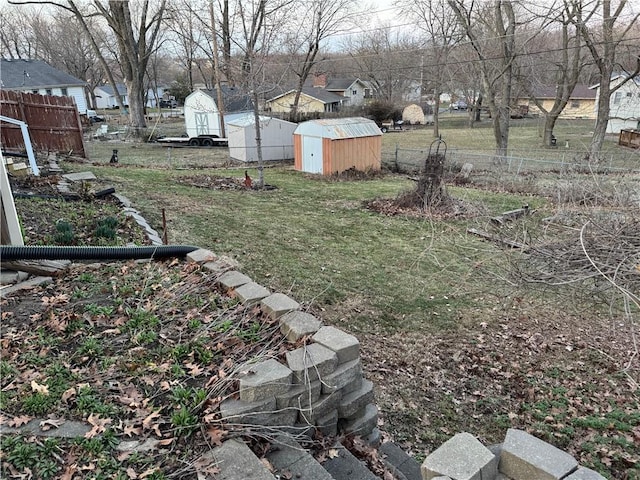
(569, 0, 640, 161)
(518, 1, 584, 147)
(283, 0, 357, 119)
(398, 0, 462, 137)
(10, 0, 167, 136)
(448, 0, 517, 161)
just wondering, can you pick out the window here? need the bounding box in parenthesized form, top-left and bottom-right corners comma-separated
(61, 88, 68, 96)
(32, 90, 38, 94)
(613, 92, 622, 105)
(46, 89, 52, 95)
(352, 89, 357, 96)
(626, 92, 632, 97)
(570, 101, 580, 108)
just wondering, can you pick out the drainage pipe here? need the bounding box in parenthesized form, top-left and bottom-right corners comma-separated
(0, 245, 199, 261)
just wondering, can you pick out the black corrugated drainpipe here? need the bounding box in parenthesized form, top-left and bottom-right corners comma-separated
(0, 245, 200, 261)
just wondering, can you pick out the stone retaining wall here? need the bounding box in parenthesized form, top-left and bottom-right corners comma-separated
(185, 249, 379, 441)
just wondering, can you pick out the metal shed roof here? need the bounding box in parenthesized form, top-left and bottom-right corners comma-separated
(227, 114, 296, 128)
(294, 117, 382, 139)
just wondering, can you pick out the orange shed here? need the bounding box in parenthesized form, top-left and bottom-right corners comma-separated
(293, 117, 382, 175)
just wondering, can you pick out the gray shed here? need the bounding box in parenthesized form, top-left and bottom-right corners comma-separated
(227, 115, 297, 162)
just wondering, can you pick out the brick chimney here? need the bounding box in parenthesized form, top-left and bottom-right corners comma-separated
(313, 73, 327, 88)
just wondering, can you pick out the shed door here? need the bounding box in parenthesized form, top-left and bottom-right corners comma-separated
(195, 112, 209, 136)
(302, 136, 323, 173)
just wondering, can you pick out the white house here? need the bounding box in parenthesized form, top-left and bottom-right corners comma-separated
(94, 83, 128, 109)
(184, 87, 253, 138)
(0, 58, 88, 114)
(227, 115, 296, 162)
(593, 74, 640, 133)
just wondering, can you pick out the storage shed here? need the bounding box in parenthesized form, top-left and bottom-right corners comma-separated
(227, 115, 297, 162)
(184, 87, 253, 138)
(293, 117, 382, 175)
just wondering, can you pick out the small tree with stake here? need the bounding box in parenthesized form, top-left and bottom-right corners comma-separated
(396, 136, 449, 211)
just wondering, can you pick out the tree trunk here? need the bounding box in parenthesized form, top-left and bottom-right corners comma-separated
(543, 115, 557, 147)
(432, 90, 441, 138)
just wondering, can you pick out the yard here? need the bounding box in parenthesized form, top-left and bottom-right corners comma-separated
(2, 118, 639, 478)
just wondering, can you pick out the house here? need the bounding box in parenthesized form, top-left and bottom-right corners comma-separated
(94, 83, 128, 109)
(519, 85, 597, 119)
(0, 58, 88, 114)
(266, 87, 346, 114)
(146, 86, 168, 108)
(265, 74, 371, 115)
(227, 114, 296, 162)
(307, 74, 371, 107)
(183, 87, 253, 139)
(293, 117, 382, 175)
(592, 74, 640, 133)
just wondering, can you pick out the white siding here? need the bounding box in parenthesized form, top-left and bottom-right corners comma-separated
(227, 115, 296, 162)
(184, 90, 221, 137)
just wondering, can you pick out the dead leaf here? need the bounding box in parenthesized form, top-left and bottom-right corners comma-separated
(139, 467, 159, 478)
(124, 424, 142, 437)
(126, 467, 138, 479)
(31, 380, 49, 395)
(40, 418, 65, 430)
(8, 415, 32, 427)
(158, 437, 174, 446)
(206, 427, 226, 446)
(60, 464, 77, 480)
(142, 410, 162, 431)
(260, 458, 274, 472)
(328, 448, 340, 459)
(185, 362, 203, 376)
(85, 414, 112, 439)
(62, 387, 76, 403)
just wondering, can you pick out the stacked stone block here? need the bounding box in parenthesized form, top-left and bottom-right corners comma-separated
(208, 265, 377, 439)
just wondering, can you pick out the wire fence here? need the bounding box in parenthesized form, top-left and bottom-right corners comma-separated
(383, 145, 640, 177)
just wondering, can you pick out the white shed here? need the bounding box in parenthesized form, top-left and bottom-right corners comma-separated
(227, 115, 296, 162)
(184, 87, 253, 139)
(293, 117, 382, 175)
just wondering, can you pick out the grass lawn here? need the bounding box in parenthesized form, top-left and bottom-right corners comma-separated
(4, 120, 638, 478)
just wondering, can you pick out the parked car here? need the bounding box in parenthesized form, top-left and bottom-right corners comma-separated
(87, 109, 104, 123)
(450, 100, 468, 111)
(159, 99, 178, 108)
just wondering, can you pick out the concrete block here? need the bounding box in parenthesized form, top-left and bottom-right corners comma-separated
(220, 396, 276, 417)
(261, 293, 300, 319)
(339, 379, 374, 419)
(316, 410, 338, 437)
(63, 171, 97, 181)
(280, 310, 322, 342)
(148, 234, 164, 245)
(186, 248, 216, 264)
(286, 343, 338, 384)
(113, 193, 132, 207)
(235, 282, 271, 306)
(322, 359, 362, 394)
(322, 442, 378, 480)
(276, 380, 322, 409)
(341, 403, 378, 437)
(203, 256, 240, 274)
(563, 467, 606, 480)
(364, 428, 381, 447)
(204, 439, 275, 480)
(299, 391, 341, 424)
(266, 434, 333, 480)
(500, 428, 578, 480)
(312, 326, 360, 363)
(421, 432, 497, 480)
(239, 359, 292, 402)
(217, 270, 252, 289)
(379, 441, 422, 480)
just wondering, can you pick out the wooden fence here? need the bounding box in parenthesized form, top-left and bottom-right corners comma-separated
(0, 90, 86, 157)
(618, 129, 640, 149)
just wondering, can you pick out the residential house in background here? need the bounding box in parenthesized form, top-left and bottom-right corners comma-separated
(0, 58, 88, 114)
(183, 86, 253, 138)
(266, 74, 371, 115)
(307, 74, 371, 107)
(592, 74, 640, 133)
(94, 83, 128, 109)
(519, 85, 597, 119)
(266, 87, 346, 114)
